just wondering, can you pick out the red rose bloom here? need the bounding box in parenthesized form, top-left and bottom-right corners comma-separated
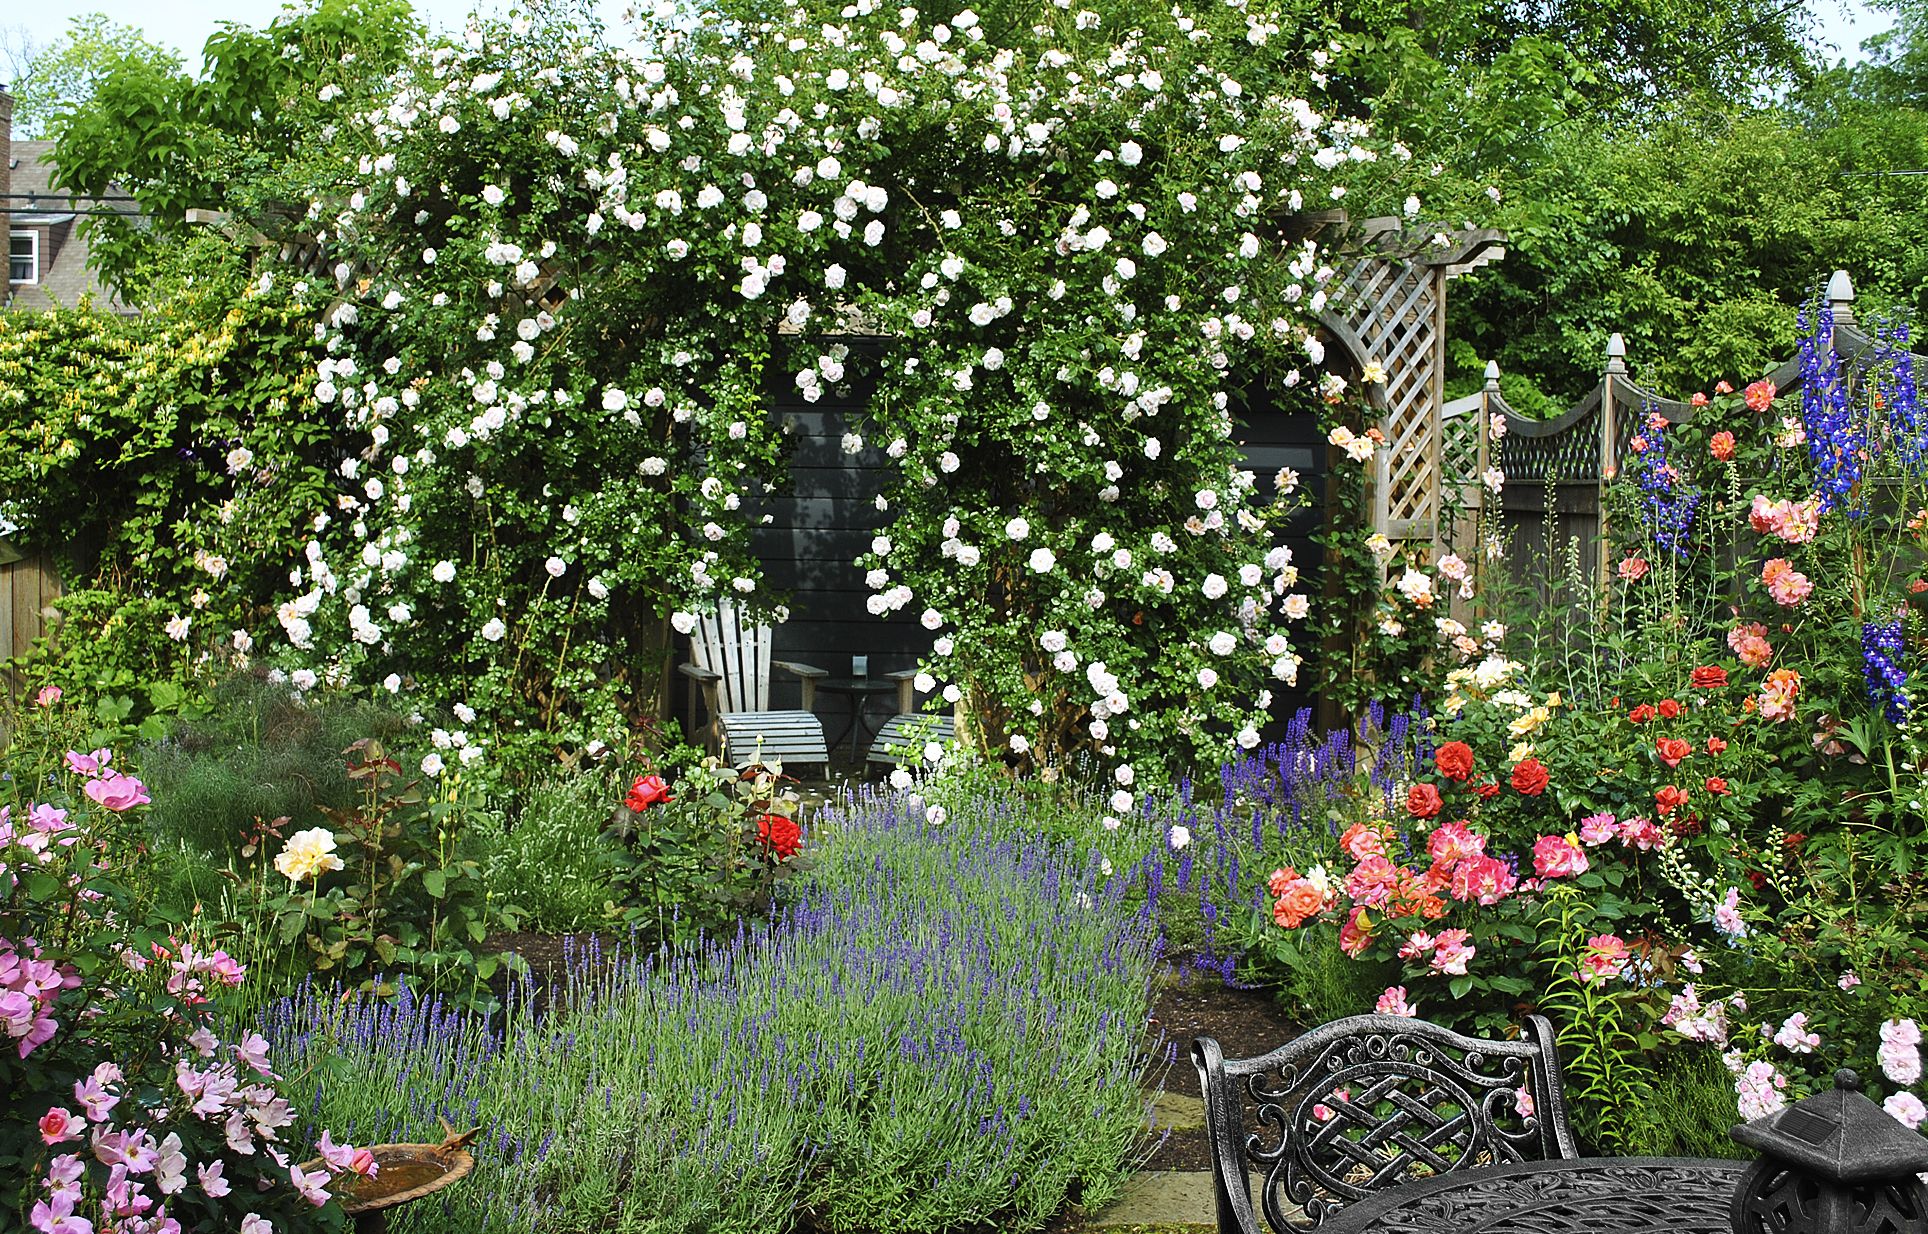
(1510, 758, 1550, 797)
(1745, 869, 1767, 892)
(1407, 783, 1444, 820)
(1705, 777, 1730, 796)
(1707, 737, 1728, 755)
(1658, 699, 1682, 719)
(756, 813, 803, 860)
(1655, 738, 1692, 768)
(1627, 704, 1656, 724)
(625, 773, 674, 812)
(1690, 665, 1728, 689)
(1654, 784, 1689, 816)
(1475, 781, 1502, 801)
(1434, 741, 1475, 781)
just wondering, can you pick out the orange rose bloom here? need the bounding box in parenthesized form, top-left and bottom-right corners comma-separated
(1710, 431, 1736, 461)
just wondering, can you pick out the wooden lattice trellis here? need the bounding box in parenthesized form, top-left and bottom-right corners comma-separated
(1324, 224, 1505, 551)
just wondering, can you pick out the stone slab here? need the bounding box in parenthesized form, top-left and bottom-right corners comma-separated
(1088, 1170, 1295, 1228)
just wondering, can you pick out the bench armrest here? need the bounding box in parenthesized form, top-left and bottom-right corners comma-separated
(771, 660, 827, 679)
(677, 662, 722, 683)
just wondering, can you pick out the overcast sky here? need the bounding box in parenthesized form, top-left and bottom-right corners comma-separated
(6, 0, 1902, 74)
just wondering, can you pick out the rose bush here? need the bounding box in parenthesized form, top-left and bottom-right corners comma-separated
(1, 688, 367, 1232)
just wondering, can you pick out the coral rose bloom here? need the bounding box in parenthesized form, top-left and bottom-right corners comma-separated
(1273, 881, 1326, 929)
(1655, 738, 1692, 768)
(1690, 665, 1728, 689)
(1406, 782, 1444, 820)
(1728, 622, 1773, 669)
(1744, 378, 1776, 412)
(1617, 556, 1650, 582)
(1510, 757, 1550, 796)
(1710, 431, 1736, 461)
(1434, 741, 1475, 781)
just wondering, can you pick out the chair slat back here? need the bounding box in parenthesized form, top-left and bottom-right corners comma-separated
(693, 601, 772, 713)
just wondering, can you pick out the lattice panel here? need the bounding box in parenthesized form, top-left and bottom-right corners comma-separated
(1339, 257, 1440, 539)
(1496, 406, 1601, 486)
(1442, 411, 1483, 490)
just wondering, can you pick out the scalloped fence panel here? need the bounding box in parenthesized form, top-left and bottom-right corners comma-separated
(1484, 272, 1924, 628)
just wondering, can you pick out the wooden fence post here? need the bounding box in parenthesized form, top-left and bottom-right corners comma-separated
(1598, 333, 1627, 589)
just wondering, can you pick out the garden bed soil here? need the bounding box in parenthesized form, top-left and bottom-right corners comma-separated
(1141, 969, 1299, 1172)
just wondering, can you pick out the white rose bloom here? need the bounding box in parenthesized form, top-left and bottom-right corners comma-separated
(670, 611, 698, 635)
(603, 388, 628, 412)
(921, 608, 944, 630)
(1198, 668, 1219, 689)
(1110, 789, 1134, 814)
(1114, 764, 1135, 786)
(1202, 573, 1229, 600)
(1283, 594, 1311, 620)
(889, 768, 914, 790)
(1208, 631, 1238, 656)
(1005, 517, 1030, 541)
(422, 752, 446, 777)
(1169, 824, 1192, 849)
(1041, 630, 1068, 653)
(1028, 548, 1056, 573)
(481, 618, 508, 642)
(482, 185, 505, 206)
(1237, 726, 1261, 749)
(1010, 734, 1030, 754)
(432, 560, 457, 583)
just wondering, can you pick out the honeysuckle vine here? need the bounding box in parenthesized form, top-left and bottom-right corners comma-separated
(263, 0, 1429, 785)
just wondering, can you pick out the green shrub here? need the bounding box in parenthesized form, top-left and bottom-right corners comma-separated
(476, 771, 625, 933)
(137, 675, 407, 858)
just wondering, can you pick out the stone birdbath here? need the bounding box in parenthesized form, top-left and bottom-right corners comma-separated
(304, 1120, 480, 1233)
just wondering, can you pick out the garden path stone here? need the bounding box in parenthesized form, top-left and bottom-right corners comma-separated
(1150, 1091, 1206, 1131)
(1089, 1170, 1287, 1228)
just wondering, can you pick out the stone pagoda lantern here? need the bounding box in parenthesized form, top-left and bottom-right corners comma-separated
(1730, 1069, 1928, 1234)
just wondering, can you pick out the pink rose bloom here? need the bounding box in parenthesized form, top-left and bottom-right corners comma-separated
(1713, 887, 1749, 939)
(1773, 1013, 1820, 1054)
(1398, 931, 1436, 960)
(1886, 1092, 1928, 1131)
(1578, 934, 1630, 984)
(1376, 986, 1418, 1017)
(83, 774, 151, 812)
(1514, 1087, 1536, 1118)
(1727, 622, 1774, 669)
(1577, 812, 1619, 846)
(63, 749, 111, 777)
(1344, 856, 1402, 910)
(38, 1107, 78, 1145)
(1426, 821, 1486, 870)
(1618, 817, 1662, 850)
(1431, 929, 1475, 976)
(35, 685, 62, 707)
(1761, 558, 1813, 607)
(1532, 834, 1589, 879)
(1449, 854, 1518, 906)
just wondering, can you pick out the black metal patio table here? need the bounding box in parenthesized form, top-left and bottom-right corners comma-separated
(815, 677, 900, 760)
(1311, 1156, 1747, 1234)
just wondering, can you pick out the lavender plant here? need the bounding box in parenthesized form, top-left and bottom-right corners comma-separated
(262, 791, 1160, 1234)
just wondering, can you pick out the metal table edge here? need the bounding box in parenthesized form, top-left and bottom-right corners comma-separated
(1312, 1156, 1749, 1234)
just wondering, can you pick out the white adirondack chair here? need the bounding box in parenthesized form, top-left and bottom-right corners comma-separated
(678, 603, 830, 771)
(865, 670, 960, 770)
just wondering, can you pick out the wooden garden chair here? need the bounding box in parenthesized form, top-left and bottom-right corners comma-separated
(677, 603, 830, 772)
(865, 670, 959, 771)
(1191, 1013, 1579, 1231)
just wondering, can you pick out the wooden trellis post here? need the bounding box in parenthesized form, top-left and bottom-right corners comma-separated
(1597, 333, 1626, 588)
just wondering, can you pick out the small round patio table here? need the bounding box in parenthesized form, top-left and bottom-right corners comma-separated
(816, 677, 900, 759)
(1312, 1156, 1748, 1234)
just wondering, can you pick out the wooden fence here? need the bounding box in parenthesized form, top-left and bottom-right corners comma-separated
(0, 538, 61, 705)
(1453, 271, 1923, 621)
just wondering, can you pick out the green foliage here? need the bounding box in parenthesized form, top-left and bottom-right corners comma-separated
(0, 13, 182, 139)
(238, 736, 517, 1004)
(1635, 1049, 1755, 1159)
(0, 235, 337, 663)
(45, 0, 421, 291)
(474, 771, 626, 933)
(1534, 885, 1658, 1153)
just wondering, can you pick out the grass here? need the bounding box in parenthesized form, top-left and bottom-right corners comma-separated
(262, 789, 1163, 1234)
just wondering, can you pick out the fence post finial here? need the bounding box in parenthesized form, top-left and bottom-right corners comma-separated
(1605, 333, 1628, 375)
(1827, 269, 1855, 329)
(1483, 360, 1501, 391)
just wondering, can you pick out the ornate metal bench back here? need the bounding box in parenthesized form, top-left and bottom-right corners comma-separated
(1193, 1014, 1579, 1232)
